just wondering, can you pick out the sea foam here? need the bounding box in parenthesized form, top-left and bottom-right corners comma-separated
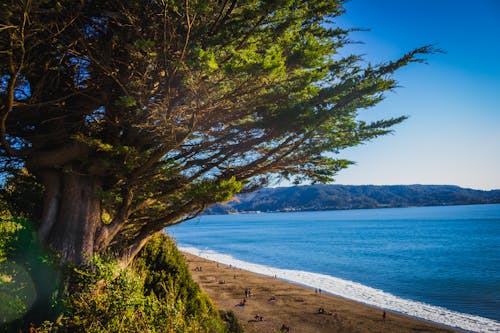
(180, 246, 500, 333)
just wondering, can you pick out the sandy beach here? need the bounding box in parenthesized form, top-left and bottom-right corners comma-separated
(184, 252, 459, 333)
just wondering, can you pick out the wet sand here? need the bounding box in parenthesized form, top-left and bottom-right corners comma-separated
(184, 252, 459, 333)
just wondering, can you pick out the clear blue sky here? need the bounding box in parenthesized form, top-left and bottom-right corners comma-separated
(329, 0, 500, 190)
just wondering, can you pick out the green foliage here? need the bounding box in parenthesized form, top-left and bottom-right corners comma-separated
(114, 96, 138, 108)
(135, 234, 220, 321)
(195, 48, 219, 71)
(1, 0, 435, 267)
(220, 310, 244, 333)
(0, 220, 23, 263)
(0, 219, 28, 325)
(73, 134, 115, 152)
(0, 217, 60, 331)
(0, 204, 238, 331)
(0, 169, 44, 222)
(187, 177, 243, 205)
(40, 233, 235, 332)
(57, 258, 172, 332)
(134, 39, 156, 51)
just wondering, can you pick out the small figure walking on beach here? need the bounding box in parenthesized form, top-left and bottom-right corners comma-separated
(383, 311, 387, 320)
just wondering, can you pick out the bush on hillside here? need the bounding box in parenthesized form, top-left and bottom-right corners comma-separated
(38, 233, 238, 332)
(0, 217, 61, 332)
(134, 233, 219, 320)
(220, 310, 244, 333)
(1, 213, 241, 332)
(134, 233, 230, 332)
(48, 255, 219, 332)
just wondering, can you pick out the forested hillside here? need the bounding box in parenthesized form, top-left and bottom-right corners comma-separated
(206, 185, 500, 214)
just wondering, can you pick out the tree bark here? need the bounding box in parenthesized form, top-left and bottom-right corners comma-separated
(39, 170, 102, 265)
(38, 170, 61, 243)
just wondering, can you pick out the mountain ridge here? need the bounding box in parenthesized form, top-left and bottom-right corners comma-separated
(206, 184, 500, 214)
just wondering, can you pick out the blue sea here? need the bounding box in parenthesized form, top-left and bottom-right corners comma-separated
(166, 204, 500, 332)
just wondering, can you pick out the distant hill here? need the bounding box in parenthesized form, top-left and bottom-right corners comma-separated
(205, 185, 500, 214)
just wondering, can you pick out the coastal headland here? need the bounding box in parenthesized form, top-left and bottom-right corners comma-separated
(184, 252, 458, 333)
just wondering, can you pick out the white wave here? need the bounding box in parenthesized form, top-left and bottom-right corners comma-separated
(180, 246, 500, 333)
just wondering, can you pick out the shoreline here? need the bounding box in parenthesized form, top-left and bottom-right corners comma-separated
(183, 252, 463, 333)
(181, 246, 500, 333)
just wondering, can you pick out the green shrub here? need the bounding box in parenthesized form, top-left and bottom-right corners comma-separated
(135, 234, 219, 319)
(0, 217, 61, 332)
(1, 223, 241, 332)
(39, 233, 239, 332)
(53, 256, 196, 332)
(134, 233, 229, 332)
(220, 310, 244, 333)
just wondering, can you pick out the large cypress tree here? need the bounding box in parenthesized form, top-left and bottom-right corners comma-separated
(0, 0, 432, 266)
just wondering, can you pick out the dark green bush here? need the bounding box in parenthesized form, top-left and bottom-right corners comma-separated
(134, 233, 229, 332)
(1, 222, 242, 332)
(135, 234, 218, 319)
(38, 233, 239, 332)
(0, 217, 61, 332)
(220, 310, 244, 333)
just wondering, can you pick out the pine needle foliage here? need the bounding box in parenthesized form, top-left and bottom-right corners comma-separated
(0, 0, 435, 264)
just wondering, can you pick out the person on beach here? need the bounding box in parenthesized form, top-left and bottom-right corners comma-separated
(317, 307, 333, 315)
(254, 314, 264, 321)
(235, 299, 247, 307)
(280, 324, 290, 332)
(383, 311, 387, 320)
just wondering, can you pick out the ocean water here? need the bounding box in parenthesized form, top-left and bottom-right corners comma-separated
(166, 204, 500, 332)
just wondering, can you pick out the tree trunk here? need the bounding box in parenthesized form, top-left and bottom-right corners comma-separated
(38, 170, 102, 265)
(117, 234, 153, 269)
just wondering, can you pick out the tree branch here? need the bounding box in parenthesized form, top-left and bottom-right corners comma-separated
(0, 0, 30, 157)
